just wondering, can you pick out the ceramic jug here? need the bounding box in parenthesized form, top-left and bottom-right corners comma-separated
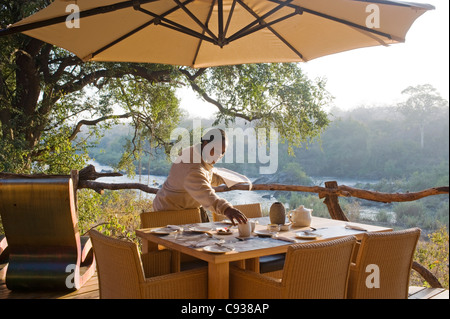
(288, 205, 313, 227)
(269, 202, 286, 224)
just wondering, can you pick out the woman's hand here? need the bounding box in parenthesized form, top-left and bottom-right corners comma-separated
(224, 207, 248, 225)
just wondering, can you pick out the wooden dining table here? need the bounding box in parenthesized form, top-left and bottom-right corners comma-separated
(135, 216, 392, 299)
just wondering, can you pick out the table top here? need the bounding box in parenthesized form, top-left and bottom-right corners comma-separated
(135, 216, 392, 264)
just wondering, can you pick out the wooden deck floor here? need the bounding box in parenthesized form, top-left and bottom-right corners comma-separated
(0, 266, 447, 299)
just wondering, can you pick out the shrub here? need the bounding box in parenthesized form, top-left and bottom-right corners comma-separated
(78, 189, 153, 243)
(411, 226, 449, 289)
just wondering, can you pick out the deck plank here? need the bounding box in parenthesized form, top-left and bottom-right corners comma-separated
(408, 287, 446, 299)
(1, 265, 447, 299)
(430, 290, 449, 299)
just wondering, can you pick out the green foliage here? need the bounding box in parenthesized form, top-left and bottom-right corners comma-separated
(194, 63, 331, 153)
(77, 189, 153, 242)
(295, 102, 448, 180)
(412, 226, 449, 289)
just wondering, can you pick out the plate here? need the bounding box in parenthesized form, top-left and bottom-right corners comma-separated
(254, 230, 274, 237)
(295, 231, 322, 240)
(150, 227, 177, 235)
(203, 245, 235, 254)
(189, 226, 212, 233)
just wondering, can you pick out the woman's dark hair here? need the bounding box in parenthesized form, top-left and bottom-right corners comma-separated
(201, 128, 227, 144)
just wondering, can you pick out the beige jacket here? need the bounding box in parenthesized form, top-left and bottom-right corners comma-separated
(152, 144, 232, 216)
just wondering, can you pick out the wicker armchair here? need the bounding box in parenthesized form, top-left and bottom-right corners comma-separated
(140, 208, 204, 271)
(0, 178, 95, 290)
(230, 236, 356, 299)
(347, 227, 421, 299)
(89, 229, 208, 299)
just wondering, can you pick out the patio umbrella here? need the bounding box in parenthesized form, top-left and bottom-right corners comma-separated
(1, 0, 434, 68)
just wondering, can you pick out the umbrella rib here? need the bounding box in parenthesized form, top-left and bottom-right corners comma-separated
(223, 0, 238, 39)
(227, 0, 294, 43)
(172, 0, 218, 42)
(228, 10, 299, 43)
(268, 0, 394, 40)
(137, 7, 216, 42)
(192, 0, 216, 67)
(232, 0, 304, 60)
(0, 0, 159, 37)
(89, 0, 216, 60)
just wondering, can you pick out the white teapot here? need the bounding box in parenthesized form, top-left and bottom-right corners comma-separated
(288, 205, 313, 227)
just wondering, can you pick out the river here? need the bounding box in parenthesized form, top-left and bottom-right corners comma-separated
(88, 160, 395, 222)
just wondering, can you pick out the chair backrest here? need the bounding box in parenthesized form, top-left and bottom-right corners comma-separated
(0, 178, 82, 289)
(89, 229, 145, 299)
(0, 178, 79, 248)
(281, 236, 356, 299)
(140, 208, 201, 228)
(234, 203, 262, 218)
(212, 203, 262, 221)
(347, 228, 421, 299)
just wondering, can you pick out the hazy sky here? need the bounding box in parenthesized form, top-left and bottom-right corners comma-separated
(178, 0, 449, 118)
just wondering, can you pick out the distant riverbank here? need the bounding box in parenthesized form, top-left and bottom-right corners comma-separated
(88, 160, 394, 220)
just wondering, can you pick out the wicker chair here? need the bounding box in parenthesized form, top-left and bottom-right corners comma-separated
(0, 178, 96, 290)
(230, 236, 356, 299)
(140, 208, 202, 228)
(140, 208, 205, 271)
(89, 229, 208, 299)
(347, 228, 421, 299)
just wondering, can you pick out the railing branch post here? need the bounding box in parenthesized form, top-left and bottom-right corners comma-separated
(323, 181, 349, 221)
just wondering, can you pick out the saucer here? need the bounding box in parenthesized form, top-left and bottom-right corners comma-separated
(189, 226, 212, 233)
(150, 227, 178, 235)
(203, 245, 234, 254)
(254, 230, 274, 237)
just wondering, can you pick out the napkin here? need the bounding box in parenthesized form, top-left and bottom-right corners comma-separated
(213, 167, 252, 190)
(274, 235, 298, 243)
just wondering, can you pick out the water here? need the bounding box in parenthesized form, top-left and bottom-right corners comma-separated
(87, 160, 393, 218)
(88, 160, 276, 210)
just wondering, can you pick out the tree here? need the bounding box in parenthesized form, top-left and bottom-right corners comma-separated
(397, 84, 448, 149)
(0, 0, 331, 174)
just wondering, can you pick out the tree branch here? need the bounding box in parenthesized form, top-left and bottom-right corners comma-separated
(68, 113, 133, 141)
(178, 68, 259, 122)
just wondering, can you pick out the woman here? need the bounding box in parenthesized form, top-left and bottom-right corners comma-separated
(153, 128, 247, 225)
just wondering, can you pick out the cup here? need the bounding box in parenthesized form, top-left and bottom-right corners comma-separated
(238, 222, 252, 237)
(249, 220, 257, 232)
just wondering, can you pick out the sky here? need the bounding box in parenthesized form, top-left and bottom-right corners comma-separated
(178, 0, 449, 118)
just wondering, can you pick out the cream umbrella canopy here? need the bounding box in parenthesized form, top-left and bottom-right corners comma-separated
(1, 0, 434, 68)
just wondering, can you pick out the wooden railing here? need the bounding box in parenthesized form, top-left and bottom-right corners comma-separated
(1, 164, 449, 288)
